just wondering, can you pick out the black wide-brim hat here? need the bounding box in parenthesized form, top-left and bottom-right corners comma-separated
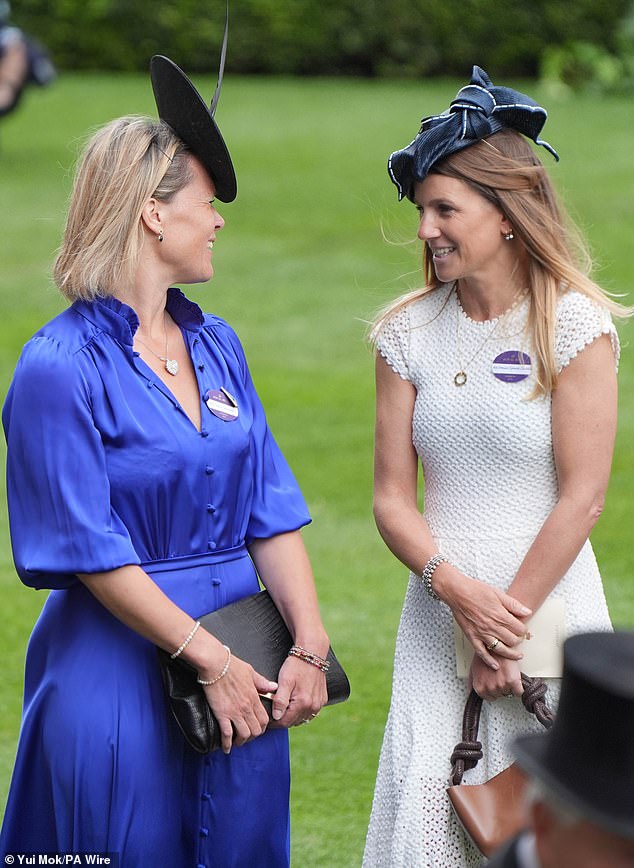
(514, 631, 634, 840)
(150, 55, 237, 203)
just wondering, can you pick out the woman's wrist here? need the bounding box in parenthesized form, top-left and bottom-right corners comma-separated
(169, 620, 201, 659)
(181, 628, 230, 678)
(197, 645, 232, 686)
(427, 560, 463, 604)
(291, 624, 329, 660)
(288, 644, 330, 673)
(419, 554, 450, 600)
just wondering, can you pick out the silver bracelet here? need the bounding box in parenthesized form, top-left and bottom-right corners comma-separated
(197, 645, 232, 686)
(420, 554, 449, 601)
(170, 620, 201, 659)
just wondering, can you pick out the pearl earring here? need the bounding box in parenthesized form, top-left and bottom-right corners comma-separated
(158, 231, 164, 243)
(503, 230, 514, 241)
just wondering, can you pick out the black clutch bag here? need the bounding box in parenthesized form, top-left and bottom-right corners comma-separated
(157, 589, 351, 753)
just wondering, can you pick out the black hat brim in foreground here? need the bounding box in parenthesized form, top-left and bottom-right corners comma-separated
(513, 631, 634, 841)
(150, 55, 237, 203)
(514, 734, 634, 840)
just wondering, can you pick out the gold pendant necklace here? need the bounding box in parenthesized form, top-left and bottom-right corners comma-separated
(454, 286, 524, 387)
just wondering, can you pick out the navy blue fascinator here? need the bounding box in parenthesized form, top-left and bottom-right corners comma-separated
(388, 65, 559, 202)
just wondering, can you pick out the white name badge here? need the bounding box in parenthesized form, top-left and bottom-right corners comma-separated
(492, 350, 531, 383)
(205, 388, 239, 422)
(454, 597, 566, 678)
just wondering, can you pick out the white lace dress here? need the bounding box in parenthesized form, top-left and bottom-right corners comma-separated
(363, 284, 618, 867)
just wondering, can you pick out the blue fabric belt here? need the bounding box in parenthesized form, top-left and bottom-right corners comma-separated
(140, 544, 248, 574)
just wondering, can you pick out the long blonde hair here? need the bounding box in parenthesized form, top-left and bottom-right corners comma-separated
(54, 116, 193, 301)
(373, 130, 631, 396)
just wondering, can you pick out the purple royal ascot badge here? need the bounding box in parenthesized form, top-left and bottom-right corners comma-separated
(205, 387, 239, 421)
(492, 350, 532, 383)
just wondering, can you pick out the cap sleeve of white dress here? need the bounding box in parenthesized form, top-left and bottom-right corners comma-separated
(554, 290, 620, 374)
(374, 305, 411, 381)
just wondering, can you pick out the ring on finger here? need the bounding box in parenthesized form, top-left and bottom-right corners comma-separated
(486, 637, 500, 652)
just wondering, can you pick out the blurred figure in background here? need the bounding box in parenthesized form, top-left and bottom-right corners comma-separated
(0, 1, 55, 118)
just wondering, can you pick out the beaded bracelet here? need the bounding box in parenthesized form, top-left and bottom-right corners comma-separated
(170, 620, 201, 659)
(197, 645, 232, 686)
(420, 554, 450, 601)
(288, 644, 330, 674)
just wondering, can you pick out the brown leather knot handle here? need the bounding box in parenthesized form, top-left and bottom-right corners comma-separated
(520, 673, 554, 728)
(449, 674, 554, 786)
(449, 740, 484, 785)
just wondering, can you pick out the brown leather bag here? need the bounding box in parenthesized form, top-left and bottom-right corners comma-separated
(446, 674, 554, 857)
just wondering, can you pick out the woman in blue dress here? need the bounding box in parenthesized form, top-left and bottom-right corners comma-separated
(0, 55, 330, 867)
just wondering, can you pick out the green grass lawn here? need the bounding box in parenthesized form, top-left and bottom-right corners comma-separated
(1, 73, 633, 866)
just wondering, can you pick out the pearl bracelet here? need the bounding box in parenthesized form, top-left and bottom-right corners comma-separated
(197, 645, 232, 686)
(420, 554, 450, 601)
(170, 620, 201, 659)
(288, 644, 330, 674)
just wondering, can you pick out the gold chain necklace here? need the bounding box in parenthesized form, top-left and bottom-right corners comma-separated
(454, 286, 524, 387)
(135, 318, 180, 376)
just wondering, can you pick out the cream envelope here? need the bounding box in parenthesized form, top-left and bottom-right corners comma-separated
(454, 597, 566, 678)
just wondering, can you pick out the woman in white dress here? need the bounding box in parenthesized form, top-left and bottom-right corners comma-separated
(363, 66, 631, 866)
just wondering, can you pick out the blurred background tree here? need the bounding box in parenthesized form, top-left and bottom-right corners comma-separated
(12, 0, 634, 86)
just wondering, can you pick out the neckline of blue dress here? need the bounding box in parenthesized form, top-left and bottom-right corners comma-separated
(71, 287, 205, 346)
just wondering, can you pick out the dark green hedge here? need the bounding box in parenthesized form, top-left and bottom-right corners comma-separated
(13, 0, 631, 76)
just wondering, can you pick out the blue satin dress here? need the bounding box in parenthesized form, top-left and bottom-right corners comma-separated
(0, 288, 311, 867)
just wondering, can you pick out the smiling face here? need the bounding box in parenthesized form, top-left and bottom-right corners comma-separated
(155, 155, 224, 285)
(414, 173, 513, 290)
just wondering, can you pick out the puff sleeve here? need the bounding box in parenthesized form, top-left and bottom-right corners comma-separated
(2, 336, 140, 590)
(219, 325, 311, 543)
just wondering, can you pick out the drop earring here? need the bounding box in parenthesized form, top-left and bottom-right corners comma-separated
(503, 230, 514, 241)
(158, 231, 164, 243)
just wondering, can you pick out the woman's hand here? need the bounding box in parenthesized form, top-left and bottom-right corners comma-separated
(269, 655, 328, 728)
(200, 654, 278, 755)
(469, 655, 523, 702)
(247, 532, 330, 728)
(434, 564, 531, 669)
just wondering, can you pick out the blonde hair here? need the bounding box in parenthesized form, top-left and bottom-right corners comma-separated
(53, 116, 193, 301)
(373, 130, 631, 397)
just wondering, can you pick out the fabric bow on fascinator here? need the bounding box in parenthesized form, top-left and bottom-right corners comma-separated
(388, 65, 559, 202)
